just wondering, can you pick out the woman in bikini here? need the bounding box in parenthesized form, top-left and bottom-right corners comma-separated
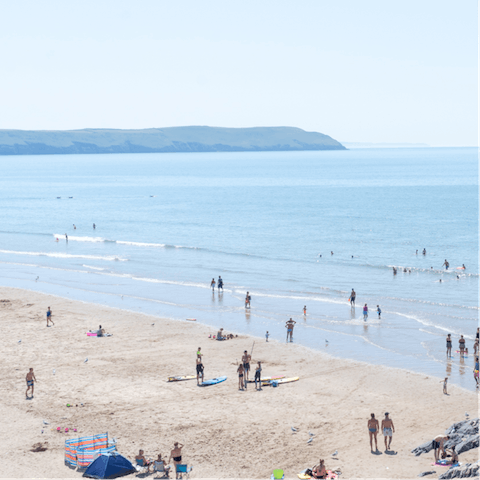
(168, 442, 184, 479)
(446, 334, 452, 357)
(311, 459, 327, 479)
(237, 363, 245, 390)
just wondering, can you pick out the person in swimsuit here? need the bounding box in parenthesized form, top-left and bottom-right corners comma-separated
(245, 292, 251, 308)
(254, 361, 262, 390)
(265, 331, 269, 342)
(237, 363, 245, 390)
(459, 335, 466, 357)
(303, 306, 307, 316)
(196, 357, 204, 385)
(46, 307, 54, 327)
(210, 278, 215, 291)
(474, 340, 479, 356)
(168, 442, 184, 479)
(26, 368, 36, 398)
(97, 325, 105, 337)
(381, 412, 395, 451)
(350, 289, 356, 306)
(444, 446, 458, 465)
(154, 453, 171, 476)
(311, 459, 327, 479)
(93, 223, 96, 229)
(476, 327, 479, 341)
(218, 276, 223, 291)
(242, 350, 251, 383)
(135, 449, 153, 473)
(368, 413, 379, 451)
(441, 377, 448, 394)
(376, 305, 381, 319)
(474, 357, 479, 387)
(446, 334, 452, 357)
(73, 224, 76, 229)
(432, 435, 449, 462)
(363, 304, 368, 321)
(285, 318, 296, 342)
(393, 267, 397, 275)
(442, 259, 449, 270)
(422, 248, 426, 255)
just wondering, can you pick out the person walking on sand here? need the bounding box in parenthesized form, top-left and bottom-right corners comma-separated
(381, 412, 395, 451)
(459, 335, 466, 357)
(26, 368, 36, 399)
(446, 334, 452, 358)
(168, 442, 184, 479)
(46, 307, 54, 326)
(377, 305, 381, 319)
(285, 318, 296, 342)
(242, 350, 251, 383)
(368, 413, 379, 452)
(350, 289, 356, 306)
(196, 356, 204, 385)
(254, 361, 262, 391)
(210, 278, 215, 291)
(363, 304, 368, 321)
(265, 331, 269, 342)
(237, 363, 245, 390)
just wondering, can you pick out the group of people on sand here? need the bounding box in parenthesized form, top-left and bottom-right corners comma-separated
(134, 442, 185, 478)
(236, 350, 262, 391)
(367, 413, 395, 452)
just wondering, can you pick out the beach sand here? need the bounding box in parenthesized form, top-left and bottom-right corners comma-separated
(1, 286, 478, 479)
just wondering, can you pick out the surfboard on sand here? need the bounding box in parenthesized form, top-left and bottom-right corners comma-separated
(168, 375, 196, 382)
(262, 377, 299, 385)
(247, 375, 285, 383)
(198, 376, 227, 386)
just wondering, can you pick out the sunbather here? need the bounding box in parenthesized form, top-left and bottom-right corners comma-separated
(97, 325, 105, 337)
(168, 442, 184, 479)
(154, 453, 171, 476)
(135, 449, 152, 472)
(311, 459, 327, 479)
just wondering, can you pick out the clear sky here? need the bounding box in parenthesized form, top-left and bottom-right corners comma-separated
(0, 0, 477, 146)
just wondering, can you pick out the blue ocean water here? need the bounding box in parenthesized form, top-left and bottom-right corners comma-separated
(0, 147, 478, 390)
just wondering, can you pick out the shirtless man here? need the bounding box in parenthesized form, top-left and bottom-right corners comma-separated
(432, 434, 449, 462)
(442, 259, 449, 270)
(381, 412, 395, 451)
(368, 413, 379, 451)
(285, 318, 296, 342)
(26, 368, 36, 398)
(459, 335, 466, 357)
(242, 350, 251, 383)
(350, 289, 356, 306)
(46, 307, 54, 326)
(168, 442, 184, 479)
(196, 356, 204, 385)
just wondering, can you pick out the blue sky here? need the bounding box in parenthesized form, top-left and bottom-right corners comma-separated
(0, 0, 477, 145)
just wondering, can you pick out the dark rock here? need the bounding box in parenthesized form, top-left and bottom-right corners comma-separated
(412, 440, 434, 457)
(438, 461, 479, 479)
(418, 471, 436, 477)
(446, 419, 479, 437)
(455, 435, 479, 455)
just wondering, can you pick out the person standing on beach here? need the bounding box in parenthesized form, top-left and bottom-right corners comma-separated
(237, 363, 245, 390)
(26, 368, 36, 399)
(363, 304, 368, 321)
(265, 331, 269, 342)
(441, 377, 448, 394)
(459, 335, 466, 357)
(210, 278, 215, 291)
(254, 361, 262, 390)
(368, 414, 379, 452)
(196, 356, 204, 385)
(285, 318, 296, 342)
(245, 292, 251, 308)
(350, 289, 356, 306)
(242, 350, 251, 383)
(218, 276, 223, 291)
(446, 334, 452, 357)
(474, 357, 479, 388)
(381, 412, 395, 451)
(168, 442, 184, 479)
(46, 307, 54, 327)
(377, 305, 381, 319)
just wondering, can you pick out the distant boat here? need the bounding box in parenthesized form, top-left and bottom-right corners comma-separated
(69, 197, 73, 199)
(57, 197, 61, 199)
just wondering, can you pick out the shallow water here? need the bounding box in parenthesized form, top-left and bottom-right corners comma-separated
(0, 147, 478, 390)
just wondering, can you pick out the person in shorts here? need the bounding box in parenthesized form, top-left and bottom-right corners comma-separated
(381, 412, 395, 451)
(242, 350, 251, 383)
(254, 361, 262, 390)
(432, 435, 449, 463)
(46, 307, 54, 326)
(196, 357, 204, 385)
(367, 413, 379, 452)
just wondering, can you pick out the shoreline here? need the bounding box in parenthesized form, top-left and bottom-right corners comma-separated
(2, 285, 478, 479)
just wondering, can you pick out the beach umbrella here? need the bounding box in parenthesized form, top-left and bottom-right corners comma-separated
(82, 453, 135, 479)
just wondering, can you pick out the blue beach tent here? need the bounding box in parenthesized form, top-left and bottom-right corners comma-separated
(83, 452, 136, 479)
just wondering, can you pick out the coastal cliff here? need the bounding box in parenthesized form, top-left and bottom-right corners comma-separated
(0, 126, 345, 155)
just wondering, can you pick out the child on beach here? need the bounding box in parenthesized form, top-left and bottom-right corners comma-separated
(441, 377, 448, 394)
(303, 306, 307, 316)
(377, 305, 381, 319)
(265, 331, 269, 342)
(210, 278, 215, 291)
(363, 304, 368, 321)
(46, 307, 54, 326)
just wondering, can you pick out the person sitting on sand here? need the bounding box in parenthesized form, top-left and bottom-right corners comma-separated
(154, 453, 171, 476)
(368, 413, 379, 451)
(135, 449, 153, 472)
(311, 459, 327, 479)
(97, 325, 105, 337)
(46, 307, 54, 327)
(26, 368, 36, 399)
(216, 328, 226, 340)
(432, 434, 449, 462)
(381, 412, 395, 451)
(168, 442, 184, 479)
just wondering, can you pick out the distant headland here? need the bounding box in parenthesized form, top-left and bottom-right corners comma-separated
(0, 126, 345, 155)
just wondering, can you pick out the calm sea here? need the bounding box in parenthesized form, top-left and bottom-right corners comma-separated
(0, 148, 478, 390)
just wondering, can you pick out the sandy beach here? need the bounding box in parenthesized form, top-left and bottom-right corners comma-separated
(1, 286, 478, 479)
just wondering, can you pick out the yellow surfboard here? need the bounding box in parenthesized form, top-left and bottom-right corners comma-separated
(262, 376, 299, 385)
(168, 375, 196, 382)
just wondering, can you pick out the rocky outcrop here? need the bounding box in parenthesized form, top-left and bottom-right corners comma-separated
(438, 461, 479, 479)
(412, 419, 479, 456)
(418, 471, 436, 477)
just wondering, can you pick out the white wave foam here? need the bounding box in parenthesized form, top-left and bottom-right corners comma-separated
(82, 265, 106, 271)
(53, 234, 107, 242)
(117, 241, 166, 248)
(0, 249, 126, 262)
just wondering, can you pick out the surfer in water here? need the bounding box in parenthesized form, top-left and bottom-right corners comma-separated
(65, 233, 68, 243)
(93, 223, 96, 229)
(423, 248, 426, 255)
